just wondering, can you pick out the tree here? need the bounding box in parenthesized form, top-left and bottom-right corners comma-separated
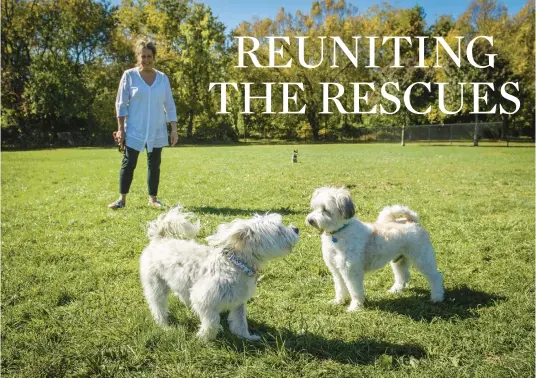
(175, 3, 226, 138)
(1, 0, 118, 146)
(1, 0, 40, 131)
(117, 0, 228, 140)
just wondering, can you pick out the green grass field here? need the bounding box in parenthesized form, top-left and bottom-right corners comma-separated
(2, 144, 534, 377)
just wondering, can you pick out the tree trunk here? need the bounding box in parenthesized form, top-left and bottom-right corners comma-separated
(186, 110, 194, 138)
(473, 114, 479, 147)
(233, 112, 240, 136)
(243, 114, 250, 142)
(501, 114, 509, 142)
(530, 111, 536, 142)
(306, 107, 319, 140)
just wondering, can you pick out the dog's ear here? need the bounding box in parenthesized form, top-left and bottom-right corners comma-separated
(232, 224, 254, 242)
(311, 188, 322, 200)
(228, 222, 257, 252)
(336, 190, 355, 219)
(206, 221, 255, 249)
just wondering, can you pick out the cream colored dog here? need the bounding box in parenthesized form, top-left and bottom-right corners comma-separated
(306, 187, 444, 312)
(140, 206, 300, 340)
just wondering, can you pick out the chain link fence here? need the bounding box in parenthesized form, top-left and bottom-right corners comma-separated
(297, 122, 534, 145)
(3, 121, 533, 149)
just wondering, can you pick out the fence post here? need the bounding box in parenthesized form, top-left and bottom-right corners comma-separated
(507, 117, 511, 147)
(473, 114, 479, 146)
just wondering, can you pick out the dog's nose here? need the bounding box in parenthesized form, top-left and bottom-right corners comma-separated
(291, 226, 299, 235)
(307, 218, 315, 226)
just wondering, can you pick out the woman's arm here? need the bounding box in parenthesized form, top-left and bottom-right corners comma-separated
(116, 72, 130, 119)
(115, 72, 130, 145)
(169, 121, 177, 146)
(116, 116, 126, 145)
(163, 75, 178, 145)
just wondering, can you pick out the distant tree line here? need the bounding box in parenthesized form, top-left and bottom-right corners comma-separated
(1, 0, 534, 148)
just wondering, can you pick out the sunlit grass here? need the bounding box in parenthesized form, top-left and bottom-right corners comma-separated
(2, 144, 534, 377)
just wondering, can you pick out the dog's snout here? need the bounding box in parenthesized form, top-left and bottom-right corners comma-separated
(291, 226, 299, 235)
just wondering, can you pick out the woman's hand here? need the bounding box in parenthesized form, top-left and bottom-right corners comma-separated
(116, 117, 126, 146)
(116, 129, 125, 145)
(170, 130, 178, 146)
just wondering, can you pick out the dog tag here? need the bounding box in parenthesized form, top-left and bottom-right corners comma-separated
(332, 236, 337, 243)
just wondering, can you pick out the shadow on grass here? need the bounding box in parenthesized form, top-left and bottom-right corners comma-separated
(221, 322, 426, 366)
(167, 311, 199, 332)
(369, 285, 506, 322)
(165, 307, 425, 366)
(188, 206, 303, 216)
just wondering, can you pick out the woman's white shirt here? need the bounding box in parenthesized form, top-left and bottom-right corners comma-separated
(115, 68, 178, 152)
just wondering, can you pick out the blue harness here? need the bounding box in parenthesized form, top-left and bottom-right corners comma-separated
(222, 248, 257, 277)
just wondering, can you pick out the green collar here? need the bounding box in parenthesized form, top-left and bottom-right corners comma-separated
(326, 222, 350, 243)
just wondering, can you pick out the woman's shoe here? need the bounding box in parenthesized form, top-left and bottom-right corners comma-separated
(108, 199, 125, 209)
(148, 199, 164, 208)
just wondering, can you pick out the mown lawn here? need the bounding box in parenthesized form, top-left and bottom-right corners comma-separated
(2, 144, 534, 377)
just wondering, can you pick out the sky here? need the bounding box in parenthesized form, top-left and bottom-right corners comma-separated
(109, 0, 528, 32)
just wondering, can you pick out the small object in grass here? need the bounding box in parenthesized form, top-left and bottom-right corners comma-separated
(292, 149, 298, 163)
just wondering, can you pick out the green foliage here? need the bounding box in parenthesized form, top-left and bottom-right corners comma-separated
(2, 145, 534, 376)
(174, 2, 227, 137)
(1, 0, 534, 147)
(1, 0, 118, 146)
(117, 0, 228, 139)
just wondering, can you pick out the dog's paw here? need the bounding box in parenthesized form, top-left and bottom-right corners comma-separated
(159, 323, 172, 331)
(244, 333, 261, 341)
(154, 317, 170, 327)
(430, 294, 444, 302)
(388, 285, 405, 294)
(346, 301, 364, 312)
(329, 298, 346, 305)
(196, 334, 212, 342)
(196, 334, 216, 342)
(196, 328, 219, 341)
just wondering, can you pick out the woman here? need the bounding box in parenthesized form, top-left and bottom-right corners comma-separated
(108, 39, 178, 209)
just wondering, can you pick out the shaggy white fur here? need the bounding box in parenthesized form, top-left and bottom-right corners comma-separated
(140, 206, 299, 341)
(306, 187, 444, 312)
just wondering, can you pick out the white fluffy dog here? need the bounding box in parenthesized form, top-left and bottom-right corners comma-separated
(140, 206, 299, 341)
(306, 187, 444, 312)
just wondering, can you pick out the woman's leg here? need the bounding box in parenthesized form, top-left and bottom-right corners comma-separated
(119, 146, 140, 198)
(147, 147, 162, 200)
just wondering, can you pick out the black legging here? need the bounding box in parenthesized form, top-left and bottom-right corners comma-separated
(119, 146, 162, 196)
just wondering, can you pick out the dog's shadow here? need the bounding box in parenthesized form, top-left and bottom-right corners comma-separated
(188, 206, 302, 216)
(220, 322, 426, 366)
(368, 285, 506, 322)
(166, 308, 425, 366)
(165, 285, 500, 365)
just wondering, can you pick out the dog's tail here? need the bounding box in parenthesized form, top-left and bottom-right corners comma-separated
(376, 205, 419, 224)
(147, 205, 200, 240)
